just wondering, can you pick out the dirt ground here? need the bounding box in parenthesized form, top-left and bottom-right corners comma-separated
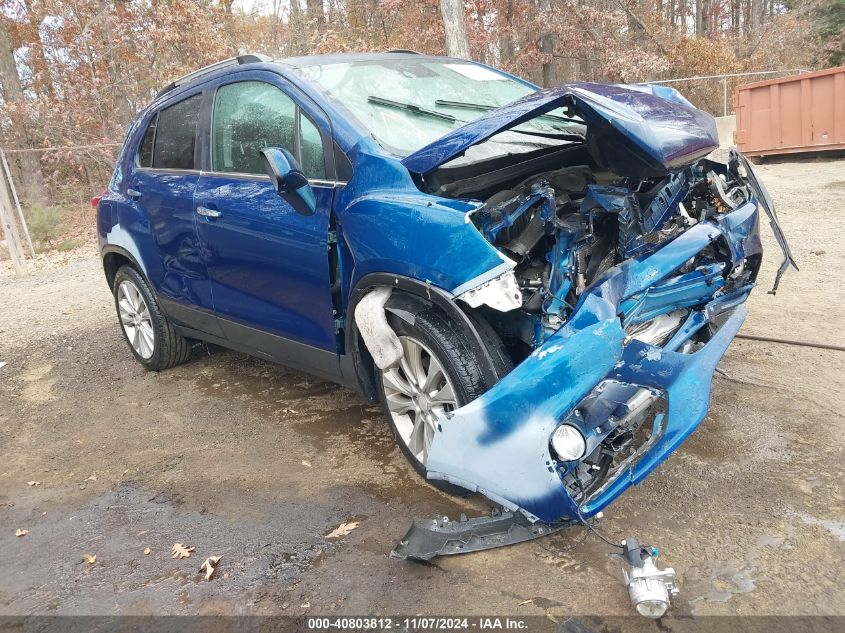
(1, 159, 843, 623)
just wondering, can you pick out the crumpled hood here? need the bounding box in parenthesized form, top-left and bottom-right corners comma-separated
(401, 82, 719, 178)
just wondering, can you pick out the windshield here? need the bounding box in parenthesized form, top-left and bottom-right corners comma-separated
(293, 59, 582, 160)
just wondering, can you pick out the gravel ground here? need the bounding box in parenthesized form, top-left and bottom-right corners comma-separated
(0, 159, 843, 623)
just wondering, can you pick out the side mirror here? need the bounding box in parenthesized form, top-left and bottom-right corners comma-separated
(260, 147, 316, 215)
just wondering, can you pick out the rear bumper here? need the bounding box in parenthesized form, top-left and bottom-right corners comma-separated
(426, 201, 761, 523)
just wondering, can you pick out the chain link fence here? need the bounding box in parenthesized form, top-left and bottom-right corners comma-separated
(639, 69, 811, 117)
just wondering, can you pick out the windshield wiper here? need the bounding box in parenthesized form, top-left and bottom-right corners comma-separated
(434, 99, 583, 125)
(367, 96, 458, 122)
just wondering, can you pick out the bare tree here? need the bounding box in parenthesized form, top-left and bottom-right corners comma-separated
(750, 0, 764, 31)
(537, 0, 555, 86)
(439, 0, 470, 59)
(307, 0, 325, 25)
(0, 16, 46, 205)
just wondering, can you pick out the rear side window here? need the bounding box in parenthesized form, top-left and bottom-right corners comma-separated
(211, 80, 326, 179)
(150, 93, 202, 170)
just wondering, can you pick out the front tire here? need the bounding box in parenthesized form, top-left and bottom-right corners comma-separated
(112, 266, 192, 371)
(376, 305, 511, 495)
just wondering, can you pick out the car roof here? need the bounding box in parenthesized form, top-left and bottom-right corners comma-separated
(150, 51, 463, 107)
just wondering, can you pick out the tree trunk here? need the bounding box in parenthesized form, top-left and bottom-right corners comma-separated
(750, 0, 763, 31)
(96, 0, 135, 129)
(0, 17, 46, 206)
(695, 0, 704, 35)
(537, 0, 554, 87)
(307, 0, 325, 25)
(439, 0, 470, 59)
(500, 0, 515, 65)
(289, 0, 307, 54)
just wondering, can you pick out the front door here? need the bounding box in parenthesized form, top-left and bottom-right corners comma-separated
(193, 78, 338, 363)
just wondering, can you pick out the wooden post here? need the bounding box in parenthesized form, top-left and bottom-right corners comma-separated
(0, 159, 26, 275)
(1, 149, 35, 257)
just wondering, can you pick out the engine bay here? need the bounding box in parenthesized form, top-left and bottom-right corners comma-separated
(465, 156, 761, 359)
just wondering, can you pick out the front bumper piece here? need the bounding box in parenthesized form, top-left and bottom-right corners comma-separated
(421, 200, 761, 528)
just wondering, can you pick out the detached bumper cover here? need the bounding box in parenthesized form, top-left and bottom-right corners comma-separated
(426, 201, 762, 523)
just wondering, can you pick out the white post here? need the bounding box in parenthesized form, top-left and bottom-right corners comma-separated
(0, 161, 26, 275)
(722, 78, 728, 117)
(0, 149, 35, 257)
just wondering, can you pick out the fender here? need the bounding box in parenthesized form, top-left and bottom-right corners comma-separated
(100, 244, 148, 288)
(346, 273, 500, 403)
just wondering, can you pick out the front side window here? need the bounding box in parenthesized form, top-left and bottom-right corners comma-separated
(212, 81, 296, 175)
(151, 93, 202, 170)
(212, 80, 326, 179)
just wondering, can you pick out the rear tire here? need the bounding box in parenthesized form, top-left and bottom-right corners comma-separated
(112, 265, 192, 371)
(376, 304, 512, 495)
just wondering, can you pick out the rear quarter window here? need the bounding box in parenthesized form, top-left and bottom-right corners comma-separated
(137, 116, 157, 167)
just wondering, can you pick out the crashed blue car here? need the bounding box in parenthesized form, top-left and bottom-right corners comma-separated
(97, 52, 795, 556)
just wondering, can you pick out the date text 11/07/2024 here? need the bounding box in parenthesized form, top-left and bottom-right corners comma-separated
(307, 617, 531, 630)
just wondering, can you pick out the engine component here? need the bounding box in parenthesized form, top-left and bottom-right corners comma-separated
(468, 153, 759, 349)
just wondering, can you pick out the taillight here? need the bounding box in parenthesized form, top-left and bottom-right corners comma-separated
(91, 191, 106, 210)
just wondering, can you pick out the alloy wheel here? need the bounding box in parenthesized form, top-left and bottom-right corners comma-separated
(381, 336, 458, 465)
(117, 280, 155, 360)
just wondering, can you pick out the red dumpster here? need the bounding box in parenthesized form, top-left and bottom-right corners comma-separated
(734, 65, 845, 157)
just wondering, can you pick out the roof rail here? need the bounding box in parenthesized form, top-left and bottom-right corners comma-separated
(155, 53, 274, 99)
(386, 49, 421, 54)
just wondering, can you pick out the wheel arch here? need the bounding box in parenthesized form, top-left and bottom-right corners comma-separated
(102, 245, 147, 290)
(345, 273, 501, 404)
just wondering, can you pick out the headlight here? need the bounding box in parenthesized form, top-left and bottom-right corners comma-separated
(550, 424, 586, 461)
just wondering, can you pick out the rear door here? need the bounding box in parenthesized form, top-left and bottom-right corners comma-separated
(129, 91, 220, 334)
(193, 74, 339, 366)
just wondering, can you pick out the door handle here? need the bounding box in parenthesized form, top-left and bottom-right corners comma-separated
(127, 188, 142, 198)
(196, 206, 222, 219)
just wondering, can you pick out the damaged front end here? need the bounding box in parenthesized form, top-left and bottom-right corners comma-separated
(426, 159, 762, 524)
(387, 84, 796, 556)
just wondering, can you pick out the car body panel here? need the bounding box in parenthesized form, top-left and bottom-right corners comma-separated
(401, 82, 719, 177)
(193, 174, 338, 350)
(333, 148, 510, 298)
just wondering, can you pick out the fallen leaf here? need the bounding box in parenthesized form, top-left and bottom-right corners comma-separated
(301, 602, 310, 609)
(199, 555, 222, 580)
(301, 460, 312, 468)
(27, 481, 40, 486)
(282, 408, 298, 414)
(324, 520, 360, 539)
(81, 553, 96, 564)
(143, 547, 151, 555)
(15, 528, 29, 537)
(518, 599, 533, 606)
(85, 474, 97, 482)
(171, 543, 194, 559)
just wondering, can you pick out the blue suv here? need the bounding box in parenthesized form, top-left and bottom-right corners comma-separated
(98, 51, 794, 529)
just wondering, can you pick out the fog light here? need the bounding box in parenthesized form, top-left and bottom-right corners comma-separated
(550, 424, 586, 461)
(620, 538, 679, 620)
